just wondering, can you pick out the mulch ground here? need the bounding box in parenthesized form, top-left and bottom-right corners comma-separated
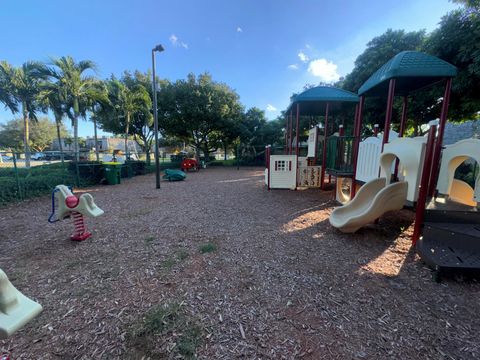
(1, 167, 479, 359)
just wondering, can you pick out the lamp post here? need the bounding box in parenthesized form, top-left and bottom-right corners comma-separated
(152, 44, 164, 189)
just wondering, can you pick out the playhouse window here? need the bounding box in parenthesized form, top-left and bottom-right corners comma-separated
(275, 160, 291, 171)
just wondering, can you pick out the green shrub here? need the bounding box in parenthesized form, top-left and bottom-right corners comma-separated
(127, 161, 147, 176)
(0, 170, 76, 206)
(69, 161, 104, 184)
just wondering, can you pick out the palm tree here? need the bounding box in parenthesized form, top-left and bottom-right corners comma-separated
(0, 66, 17, 113)
(82, 81, 109, 162)
(107, 79, 151, 159)
(38, 82, 68, 163)
(46, 56, 101, 161)
(0, 61, 46, 167)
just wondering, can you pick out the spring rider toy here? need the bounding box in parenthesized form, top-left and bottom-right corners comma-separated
(0, 268, 42, 341)
(48, 185, 104, 241)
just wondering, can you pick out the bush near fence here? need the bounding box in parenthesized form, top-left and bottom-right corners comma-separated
(0, 163, 75, 206)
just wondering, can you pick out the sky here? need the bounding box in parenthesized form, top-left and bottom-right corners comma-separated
(0, 0, 460, 137)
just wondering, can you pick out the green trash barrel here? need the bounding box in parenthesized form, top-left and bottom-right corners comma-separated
(104, 162, 122, 185)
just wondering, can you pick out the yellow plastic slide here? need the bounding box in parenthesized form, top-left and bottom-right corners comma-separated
(329, 178, 408, 233)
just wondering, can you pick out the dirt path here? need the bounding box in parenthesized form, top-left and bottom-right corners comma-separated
(1, 168, 479, 359)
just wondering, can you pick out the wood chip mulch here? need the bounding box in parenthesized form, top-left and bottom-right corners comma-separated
(1, 167, 479, 359)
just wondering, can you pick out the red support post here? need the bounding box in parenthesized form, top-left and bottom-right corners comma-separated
(412, 125, 437, 244)
(394, 96, 408, 179)
(289, 110, 293, 155)
(351, 98, 364, 199)
(428, 78, 453, 197)
(284, 115, 288, 154)
(295, 103, 300, 158)
(321, 103, 330, 190)
(382, 79, 396, 151)
(294, 104, 300, 190)
(399, 95, 408, 137)
(339, 124, 345, 136)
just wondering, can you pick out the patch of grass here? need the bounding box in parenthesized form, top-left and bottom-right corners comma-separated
(161, 248, 189, 270)
(177, 324, 203, 357)
(176, 248, 189, 261)
(128, 302, 203, 358)
(199, 243, 217, 254)
(162, 257, 176, 270)
(144, 235, 155, 245)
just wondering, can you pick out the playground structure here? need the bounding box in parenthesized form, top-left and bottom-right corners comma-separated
(267, 51, 479, 279)
(327, 51, 480, 279)
(0, 268, 42, 340)
(181, 158, 199, 172)
(265, 86, 359, 190)
(48, 185, 104, 241)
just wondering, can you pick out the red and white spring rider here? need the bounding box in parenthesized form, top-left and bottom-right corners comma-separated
(48, 185, 104, 241)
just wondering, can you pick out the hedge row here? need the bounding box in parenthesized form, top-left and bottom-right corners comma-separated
(0, 170, 76, 206)
(0, 160, 185, 206)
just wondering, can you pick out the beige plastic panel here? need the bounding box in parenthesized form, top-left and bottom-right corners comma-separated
(379, 137, 426, 202)
(329, 178, 408, 233)
(437, 139, 480, 203)
(0, 269, 42, 339)
(450, 179, 477, 207)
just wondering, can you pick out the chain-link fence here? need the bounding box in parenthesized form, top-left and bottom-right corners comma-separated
(0, 150, 185, 206)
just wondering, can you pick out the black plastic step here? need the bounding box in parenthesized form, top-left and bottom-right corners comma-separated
(417, 222, 480, 270)
(424, 209, 480, 224)
(427, 222, 480, 238)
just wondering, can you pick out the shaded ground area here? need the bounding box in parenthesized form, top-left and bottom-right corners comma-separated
(1, 168, 479, 359)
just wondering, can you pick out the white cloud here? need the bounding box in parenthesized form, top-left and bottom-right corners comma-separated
(307, 58, 340, 83)
(298, 51, 309, 63)
(305, 44, 312, 50)
(169, 34, 188, 49)
(169, 34, 178, 45)
(236, 26, 243, 33)
(266, 104, 277, 112)
(287, 64, 299, 70)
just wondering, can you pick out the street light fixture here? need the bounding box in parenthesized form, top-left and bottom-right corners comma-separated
(152, 44, 164, 189)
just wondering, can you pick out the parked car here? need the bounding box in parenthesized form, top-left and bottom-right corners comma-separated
(31, 152, 45, 160)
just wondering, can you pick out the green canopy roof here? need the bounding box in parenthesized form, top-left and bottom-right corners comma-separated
(358, 51, 457, 97)
(287, 86, 358, 115)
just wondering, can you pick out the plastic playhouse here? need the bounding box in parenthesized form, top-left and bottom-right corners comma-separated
(265, 86, 359, 190)
(48, 185, 104, 241)
(267, 51, 480, 281)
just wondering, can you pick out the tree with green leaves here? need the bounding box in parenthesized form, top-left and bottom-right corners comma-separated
(109, 78, 151, 158)
(45, 56, 103, 161)
(0, 61, 47, 166)
(336, 29, 430, 134)
(339, 29, 426, 93)
(158, 73, 244, 161)
(93, 74, 152, 160)
(423, 6, 480, 120)
(0, 117, 69, 152)
(38, 80, 69, 161)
